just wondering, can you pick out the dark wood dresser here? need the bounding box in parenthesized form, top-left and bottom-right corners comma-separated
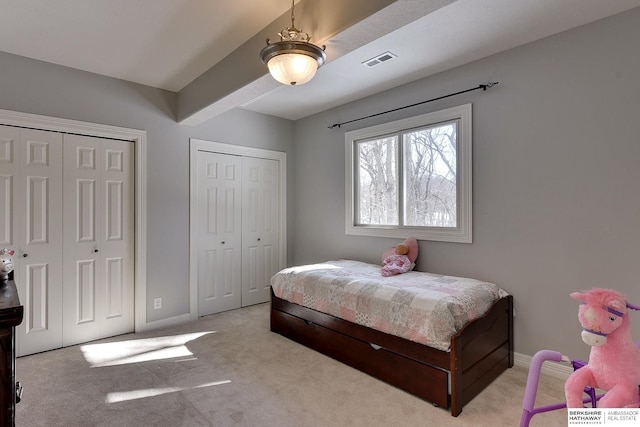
(0, 278, 23, 427)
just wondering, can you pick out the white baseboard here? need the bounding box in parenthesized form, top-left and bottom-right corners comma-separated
(141, 313, 193, 332)
(514, 352, 574, 380)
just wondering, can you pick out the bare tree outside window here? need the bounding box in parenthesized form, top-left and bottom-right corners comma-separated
(355, 122, 457, 228)
(357, 136, 398, 225)
(404, 122, 457, 227)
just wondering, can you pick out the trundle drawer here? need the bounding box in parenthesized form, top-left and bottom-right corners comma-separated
(271, 308, 450, 409)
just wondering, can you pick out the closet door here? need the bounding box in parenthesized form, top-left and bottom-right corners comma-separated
(0, 126, 19, 249)
(196, 151, 242, 316)
(62, 134, 134, 347)
(241, 157, 279, 306)
(0, 126, 64, 356)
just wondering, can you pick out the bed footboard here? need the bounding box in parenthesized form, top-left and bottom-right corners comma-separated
(450, 295, 514, 416)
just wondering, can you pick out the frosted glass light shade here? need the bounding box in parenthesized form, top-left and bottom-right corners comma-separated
(267, 53, 318, 86)
(261, 40, 326, 86)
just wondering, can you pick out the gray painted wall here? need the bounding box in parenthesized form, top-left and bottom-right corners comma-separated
(292, 7, 640, 358)
(0, 51, 295, 324)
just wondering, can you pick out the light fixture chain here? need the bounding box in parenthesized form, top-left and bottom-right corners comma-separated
(290, 0, 295, 29)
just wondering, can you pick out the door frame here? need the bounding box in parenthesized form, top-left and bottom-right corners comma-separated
(0, 109, 148, 333)
(189, 138, 287, 318)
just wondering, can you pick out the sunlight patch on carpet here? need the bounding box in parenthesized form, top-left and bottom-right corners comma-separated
(105, 380, 232, 403)
(81, 332, 215, 367)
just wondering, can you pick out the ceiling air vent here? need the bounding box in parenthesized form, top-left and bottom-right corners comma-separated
(362, 51, 397, 67)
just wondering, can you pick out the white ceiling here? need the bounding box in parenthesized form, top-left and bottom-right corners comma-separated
(1, 0, 639, 122)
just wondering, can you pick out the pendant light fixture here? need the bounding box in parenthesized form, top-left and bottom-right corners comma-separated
(260, 0, 326, 86)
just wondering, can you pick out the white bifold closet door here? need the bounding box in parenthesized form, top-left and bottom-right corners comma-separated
(0, 125, 134, 356)
(241, 155, 279, 307)
(1, 126, 65, 356)
(196, 151, 279, 316)
(62, 134, 134, 347)
(196, 152, 243, 315)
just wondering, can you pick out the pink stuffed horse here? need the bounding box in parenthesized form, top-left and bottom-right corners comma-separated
(565, 288, 640, 408)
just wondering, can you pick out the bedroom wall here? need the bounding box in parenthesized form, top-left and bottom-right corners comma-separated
(291, 7, 640, 358)
(0, 51, 295, 324)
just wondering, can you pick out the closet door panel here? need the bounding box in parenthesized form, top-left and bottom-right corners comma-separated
(76, 259, 96, 323)
(105, 257, 124, 318)
(62, 135, 134, 347)
(12, 128, 64, 357)
(99, 139, 133, 334)
(244, 181, 260, 298)
(196, 151, 242, 315)
(105, 181, 124, 240)
(24, 263, 49, 331)
(76, 179, 96, 242)
(63, 135, 101, 345)
(201, 248, 217, 300)
(0, 126, 18, 247)
(241, 157, 279, 307)
(0, 174, 11, 246)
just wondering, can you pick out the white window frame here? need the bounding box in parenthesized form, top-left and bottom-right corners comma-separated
(345, 103, 472, 243)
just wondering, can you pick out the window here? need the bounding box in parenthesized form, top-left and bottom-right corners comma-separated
(345, 104, 472, 243)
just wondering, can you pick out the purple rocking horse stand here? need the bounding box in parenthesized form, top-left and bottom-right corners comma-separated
(521, 299, 640, 427)
(520, 350, 601, 427)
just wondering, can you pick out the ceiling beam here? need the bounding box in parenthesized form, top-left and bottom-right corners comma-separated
(177, 0, 397, 125)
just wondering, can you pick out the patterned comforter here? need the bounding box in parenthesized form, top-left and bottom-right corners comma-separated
(271, 259, 509, 351)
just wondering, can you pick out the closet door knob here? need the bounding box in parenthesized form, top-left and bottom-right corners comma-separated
(94, 249, 99, 253)
(221, 241, 225, 244)
(257, 238, 261, 241)
(23, 253, 28, 258)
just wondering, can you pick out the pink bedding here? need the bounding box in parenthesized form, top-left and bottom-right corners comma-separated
(270, 259, 508, 351)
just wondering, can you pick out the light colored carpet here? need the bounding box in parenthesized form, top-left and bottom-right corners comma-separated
(16, 303, 567, 426)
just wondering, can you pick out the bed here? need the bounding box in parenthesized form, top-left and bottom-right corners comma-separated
(270, 259, 514, 416)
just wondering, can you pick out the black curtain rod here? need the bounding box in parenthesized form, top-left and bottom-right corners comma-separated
(328, 81, 499, 129)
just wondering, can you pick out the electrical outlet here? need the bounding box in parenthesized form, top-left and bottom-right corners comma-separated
(154, 297, 162, 310)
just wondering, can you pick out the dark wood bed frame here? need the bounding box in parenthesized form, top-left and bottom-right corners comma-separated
(270, 289, 513, 416)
